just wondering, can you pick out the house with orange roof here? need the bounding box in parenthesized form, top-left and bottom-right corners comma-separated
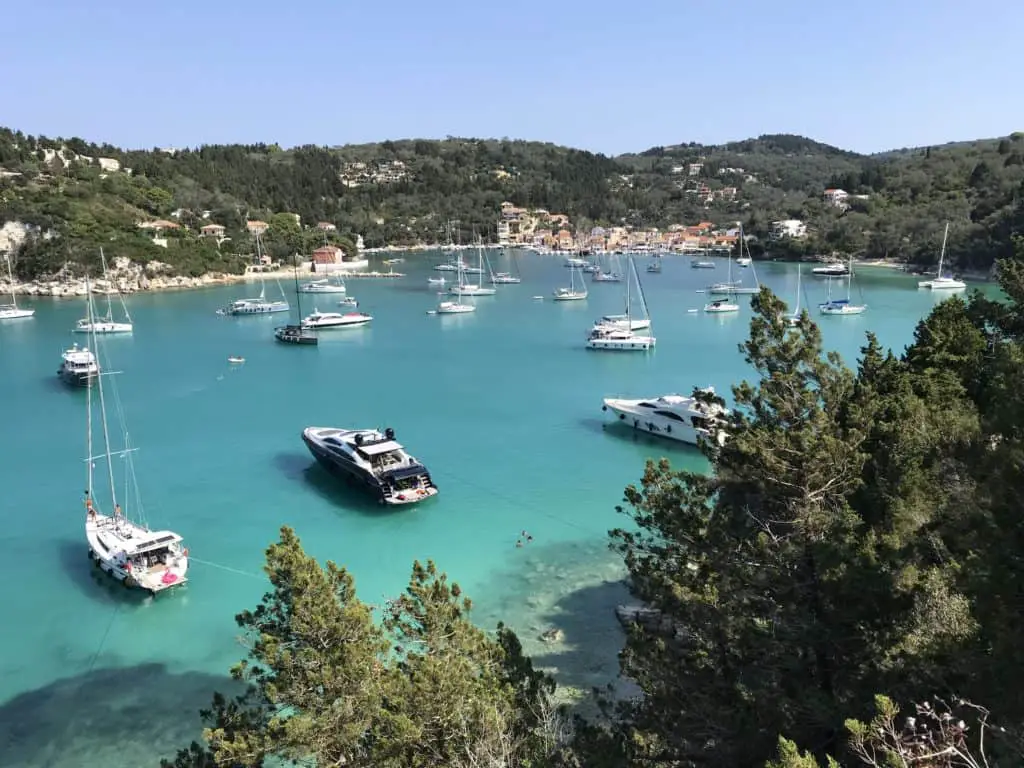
(246, 220, 268, 235)
(200, 223, 226, 238)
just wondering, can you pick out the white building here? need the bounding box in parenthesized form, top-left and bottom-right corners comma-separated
(823, 188, 849, 207)
(770, 219, 807, 240)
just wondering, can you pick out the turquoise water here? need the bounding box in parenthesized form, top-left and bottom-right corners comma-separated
(0, 252, 983, 766)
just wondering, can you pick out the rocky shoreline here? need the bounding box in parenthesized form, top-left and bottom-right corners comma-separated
(0, 257, 366, 298)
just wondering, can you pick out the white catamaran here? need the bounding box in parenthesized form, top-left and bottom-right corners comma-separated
(81, 280, 189, 594)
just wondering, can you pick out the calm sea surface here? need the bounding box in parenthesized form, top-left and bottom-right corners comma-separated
(0, 250, 990, 766)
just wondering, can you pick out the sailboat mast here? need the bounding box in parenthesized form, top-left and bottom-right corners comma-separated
(847, 255, 854, 299)
(5, 253, 17, 307)
(99, 248, 115, 321)
(625, 257, 632, 320)
(87, 275, 120, 515)
(938, 222, 949, 276)
(85, 291, 94, 503)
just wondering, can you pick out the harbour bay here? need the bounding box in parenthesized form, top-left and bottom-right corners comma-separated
(0, 250, 991, 767)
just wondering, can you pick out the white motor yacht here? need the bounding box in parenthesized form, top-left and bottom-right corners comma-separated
(298, 277, 347, 294)
(812, 263, 850, 277)
(490, 272, 521, 284)
(602, 388, 729, 446)
(58, 343, 99, 386)
(302, 309, 373, 328)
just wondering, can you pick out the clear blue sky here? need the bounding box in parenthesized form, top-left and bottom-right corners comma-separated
(3, 0, 1021, 155)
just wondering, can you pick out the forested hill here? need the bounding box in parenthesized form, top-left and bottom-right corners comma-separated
(0, 126, 1022, 279)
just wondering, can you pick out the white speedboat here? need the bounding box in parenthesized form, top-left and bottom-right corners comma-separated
(302, 309, 373, 328)
(301, 426, 439, 505)
(812, 263, 849, 277)
(80, 280, 188, 595)
(428, 276, 447, 287)
(564, 257, 588, 268)
(490, 272, 521, 284)
(58, 343, 99, 386)
(691, 260, 715, 269)
(736, 256, 752, 267)
(339, 297, 359, 307)
(1, 254, 33, 320)
(298, 277, 347, 294)
(704, 299, 739, 313)
(918, 222, 966, 290)
(602, 388, 729, 446)
(221, 295, 290, 315)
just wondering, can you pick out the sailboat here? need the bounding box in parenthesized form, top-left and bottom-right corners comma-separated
(708, 229, 759, 294)
(592, 251, 622, 282)
(448, 242, 496, 296)
(918, 222, 966, 290)
(490, 248, 522, 284)
(220, 233, 290, 315)
(587, 257, 655, 350)
(436, 260, 476, 314)
(553, 264, 588, 301)
(75, 249, 132, 333)
(0, 252, 34, 320)
(82, 277, 189, 594)
(276, 259, 318, 344)
(786, 264, 803, 326)
(819, 255, 866, 315)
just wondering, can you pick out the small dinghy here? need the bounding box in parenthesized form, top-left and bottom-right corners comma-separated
(228, 356, 245, 364)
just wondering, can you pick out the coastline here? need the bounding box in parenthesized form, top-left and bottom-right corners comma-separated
(1, 251, 991, 298)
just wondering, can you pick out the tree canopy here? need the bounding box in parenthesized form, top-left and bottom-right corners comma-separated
(2, 126, 1022, 279)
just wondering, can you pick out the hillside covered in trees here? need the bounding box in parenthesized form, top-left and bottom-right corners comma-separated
(1, 126, 1022, 278)
(161, 248, 1024, 767)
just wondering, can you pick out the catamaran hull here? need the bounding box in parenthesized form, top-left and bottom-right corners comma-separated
(587, 336, 656, 351)
(85, 513, 188, 594)
(301, 432, 438, 505)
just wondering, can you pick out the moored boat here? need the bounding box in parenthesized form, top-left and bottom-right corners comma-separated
(301, 426, 439, 505)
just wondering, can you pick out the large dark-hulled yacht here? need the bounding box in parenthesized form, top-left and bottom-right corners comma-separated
(301, 426, 439, 505)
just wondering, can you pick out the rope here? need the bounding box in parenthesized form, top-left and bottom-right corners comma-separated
(187, 556, 265, 580)
(86, 603, 120, 673)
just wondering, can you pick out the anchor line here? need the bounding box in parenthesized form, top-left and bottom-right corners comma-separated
(87, 603, 121, 674)
(187, 556, 265, 580)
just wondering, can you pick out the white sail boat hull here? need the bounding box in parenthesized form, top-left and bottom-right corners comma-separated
(0, 306, 34, 320)
(75, 320, 133, 333)
(86, 513, 189, 593)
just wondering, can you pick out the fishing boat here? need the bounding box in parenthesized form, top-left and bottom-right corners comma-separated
(81, 279, 189, 594)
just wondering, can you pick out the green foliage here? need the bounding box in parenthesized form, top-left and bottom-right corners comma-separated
(162, 527, 567, 768)
(3, 126, 1022, 280)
